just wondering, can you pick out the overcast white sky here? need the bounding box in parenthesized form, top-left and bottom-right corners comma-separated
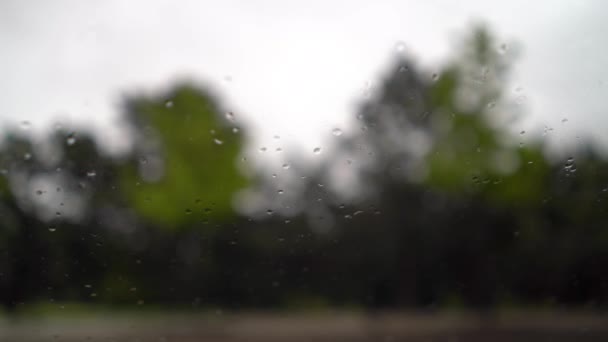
(1, 0, 607, 157)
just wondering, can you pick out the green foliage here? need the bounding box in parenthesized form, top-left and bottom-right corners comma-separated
(120, 84, 248, 227)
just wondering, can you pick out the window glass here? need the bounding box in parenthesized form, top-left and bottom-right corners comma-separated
(1, 1, 608, 340)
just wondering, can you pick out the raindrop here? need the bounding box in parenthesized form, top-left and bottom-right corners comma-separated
(332, 128, 343, 136)
(431, 73, 439, 81)
(232, 127, 240, 133)
(35, 190, 44, 195)
(275, 147, 283, 152)
(66, 133, 76, 145)
(48, 227, 56, 232)
(394, 40, 406, 53)
(277, 189, 284, 195)
(266, 209, 274, 216)
(225, 111, 235, 121)
(313, 147, 322, 154)
(86, 170, 96, 178)
(498, 43, 508, 54)
(259, 147, 267, 152)
(164, 100, 174, 108)
(519, 130, 526, 135)
(20, 121, 31, 130)
(487, 101, 496, 109)
(213, 138, 223, 145)
(139, 156, 148, 164)
(284, 219, 291, 224)
(24, 153, 32, 160)
(271, 173, 277, 178)
(282, 163, 290, 170)
(561, 118, 568, 123)
(398, 65, 409, 73)
(185, 209, 192, 215)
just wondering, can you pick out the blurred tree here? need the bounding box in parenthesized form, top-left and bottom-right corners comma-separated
(120, 83, 248, 228)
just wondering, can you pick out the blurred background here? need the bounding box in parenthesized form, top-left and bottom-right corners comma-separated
(1, 1, 608, 341)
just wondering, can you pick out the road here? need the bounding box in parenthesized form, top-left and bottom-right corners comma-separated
(2, 311, 607, 341)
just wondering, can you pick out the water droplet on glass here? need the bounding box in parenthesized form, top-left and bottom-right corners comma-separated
(271, 173, 277, 178)
(282, 163, 290, 170)
(332, 128, 343, 136)
(35, 190, 44, 195)
(20, 121, 31, 130)
(66, 133, 76, 146)
(561, 118, 568, 123)
(498, 43, 508, 54)
(394, 41, 406, 53)
(259, 147, 267, 152)
(277, 189, 284, 195)
(24, 153, 32, 160)
(266, 209, 274, 216)
(86, 170, 96, 178)
(487, 101, 496, 109)
(232, 127, 240, 133)
(275, 147, 283, 152)
(185, 208, 192, 214)
(520, 130, 526, 135)
(431, 73, 439, 81)
(214, 138, 223, 145)
(48, 227, 56, 232)
(164, 100, 174, 108)
(225, 111, 235, 121)
(313, 147, 321, 154)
